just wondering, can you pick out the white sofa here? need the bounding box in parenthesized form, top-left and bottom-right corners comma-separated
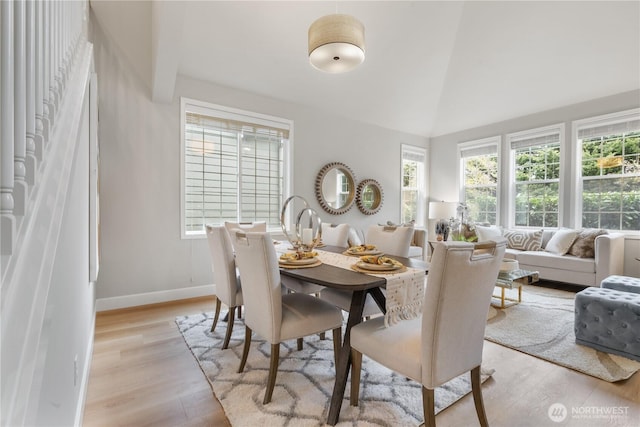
(501, 230, 625, 287)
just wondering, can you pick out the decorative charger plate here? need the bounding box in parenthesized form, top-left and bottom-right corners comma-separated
(345, 248, 383, 256)
(279, 257, 318, 266)
(355, 261, 402, 271)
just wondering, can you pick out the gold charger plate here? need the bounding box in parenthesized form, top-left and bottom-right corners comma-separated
(355, 261, 403, 272)
(351, 263, 407, 274)
(279, 259, 322, 269)
(344, 248, 383, 256)
(279, 256, 318, 266)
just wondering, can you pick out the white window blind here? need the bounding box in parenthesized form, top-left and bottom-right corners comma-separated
(181, 100, 291, 236)
(510, 132, 560, 150)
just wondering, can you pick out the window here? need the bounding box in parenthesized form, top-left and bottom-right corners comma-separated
(401, 145, 427, 226)
(508, 125, 563, 228)
(574, 109, 640, 231)
(180, 99, 292, 237)
(458, 137, 500, 225)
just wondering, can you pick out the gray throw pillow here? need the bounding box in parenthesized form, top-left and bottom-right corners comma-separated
(568, 229, 608, 258)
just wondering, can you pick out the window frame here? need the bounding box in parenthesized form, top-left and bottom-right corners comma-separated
(180, 98, 293, 239)
(457, 136, 501, 226)
(572, 108, 640, 233)
(400, 144, 427, 227)
(506, 123, 565, 229)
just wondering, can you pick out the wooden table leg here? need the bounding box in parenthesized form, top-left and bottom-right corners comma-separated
(327, 289, 367, 425)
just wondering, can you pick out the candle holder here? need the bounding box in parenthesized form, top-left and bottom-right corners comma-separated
(280, 196, 322, 253)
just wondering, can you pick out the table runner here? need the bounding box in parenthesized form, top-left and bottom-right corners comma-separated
(316, 250, 426, 327)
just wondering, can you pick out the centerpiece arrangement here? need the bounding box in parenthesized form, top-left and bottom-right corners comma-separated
(449, 202, 477, 242)
(280, 195, 322, 253)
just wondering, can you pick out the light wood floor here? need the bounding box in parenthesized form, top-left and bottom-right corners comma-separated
(83, 296, 640, 427)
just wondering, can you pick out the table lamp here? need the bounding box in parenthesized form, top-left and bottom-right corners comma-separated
(428, 201, 457, 241)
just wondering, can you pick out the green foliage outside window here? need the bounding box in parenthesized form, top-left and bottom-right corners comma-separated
(463, 154, 498, 224)
(581, 132, 639, 231)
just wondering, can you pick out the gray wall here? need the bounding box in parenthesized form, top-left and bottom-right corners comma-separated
(429, 90, 640, 277)
(92, 19, 428, 303)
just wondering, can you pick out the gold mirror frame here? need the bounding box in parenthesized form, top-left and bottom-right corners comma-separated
(356, 179, 383, 215)
(315, 162, 356, 215)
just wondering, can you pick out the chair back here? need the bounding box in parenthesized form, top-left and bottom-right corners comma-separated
(232, 231, 283, 343)
(321, 223, 350, 247)
(421, 240, 505, 388)
(205, 225, 241, 307)
(224, 221, 267, 248)
(365, 225, 414, 257)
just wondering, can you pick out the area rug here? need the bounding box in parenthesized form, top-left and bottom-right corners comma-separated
(486, 284, 640, 382)
(176, 312, 494, 427)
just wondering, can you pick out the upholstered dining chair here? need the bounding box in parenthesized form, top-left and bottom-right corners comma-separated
(349, 240, 505, 427)
(365, 225, 415, 258)
(232, 231, 344, 404)
(224, 221, 266, 248)
(321, 223, 351, 247)
(205, 225, 243, 349)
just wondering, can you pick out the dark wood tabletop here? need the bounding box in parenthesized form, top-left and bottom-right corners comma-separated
(278, 245, 428, 425)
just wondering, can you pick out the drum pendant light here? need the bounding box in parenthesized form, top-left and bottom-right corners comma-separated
(308, 14, 365, 73)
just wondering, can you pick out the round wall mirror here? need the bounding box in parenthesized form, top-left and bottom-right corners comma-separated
(315, 162, 356, 215)
(356, 179, 383, 215)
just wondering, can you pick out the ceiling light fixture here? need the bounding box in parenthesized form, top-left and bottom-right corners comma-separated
(308, 14, 365, 73)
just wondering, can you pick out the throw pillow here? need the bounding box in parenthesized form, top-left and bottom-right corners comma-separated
(545, 229, 578, 255)
(503, 229, 543, 251)
(475, 225, 503, 242)
(568, 229, 608, 258)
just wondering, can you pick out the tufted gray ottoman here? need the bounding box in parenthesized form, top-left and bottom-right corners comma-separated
(601, 275, 640, 294)
(574, 287, 640, 361)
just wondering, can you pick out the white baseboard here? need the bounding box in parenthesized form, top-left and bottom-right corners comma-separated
(95, 284, 216, 312)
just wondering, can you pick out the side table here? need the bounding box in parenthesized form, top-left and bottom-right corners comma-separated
(493, 269, 539, 309)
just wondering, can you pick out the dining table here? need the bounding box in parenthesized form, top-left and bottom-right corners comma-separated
(278, 245, 429, 425)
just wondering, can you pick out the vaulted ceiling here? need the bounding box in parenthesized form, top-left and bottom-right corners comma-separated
(90, 1, 640, 137)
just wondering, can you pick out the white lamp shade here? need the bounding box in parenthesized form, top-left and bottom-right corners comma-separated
(428, 201, 457, 220)
(308, 14, 365, 73)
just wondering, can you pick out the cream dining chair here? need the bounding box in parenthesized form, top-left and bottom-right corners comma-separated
(224, 221, 266, 247)
(232, 231, 344, 404)
(205, 225, 243, 349)
(364, 224, 415, 258)
(320, 223, 351, 247)
(349, 240, 506, 427)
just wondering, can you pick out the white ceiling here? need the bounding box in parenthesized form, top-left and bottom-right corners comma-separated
(90, 1, 640, 137)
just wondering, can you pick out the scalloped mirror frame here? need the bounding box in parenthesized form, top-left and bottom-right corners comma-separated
(315, 162, 356, 215)
(356, 179, 383, 215)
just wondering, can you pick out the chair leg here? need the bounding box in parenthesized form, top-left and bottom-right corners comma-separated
(422, 386, 436, 427)
(211, 299, 222, 332)
(332, 327, 342, 365)
(297, 337, 303, 350)
(471, 366, 489, 427)
(237, 326, 252, 373)
(319, 332, 326, 340)
(222, 306, 236, 349)
(237, 305, 242, 319)
(263, 343, 280, 404)
(350, 348, 362, 406)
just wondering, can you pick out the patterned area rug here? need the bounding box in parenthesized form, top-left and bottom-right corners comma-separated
(486, 284, 640, 382)
(176, 312, 494, 426)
